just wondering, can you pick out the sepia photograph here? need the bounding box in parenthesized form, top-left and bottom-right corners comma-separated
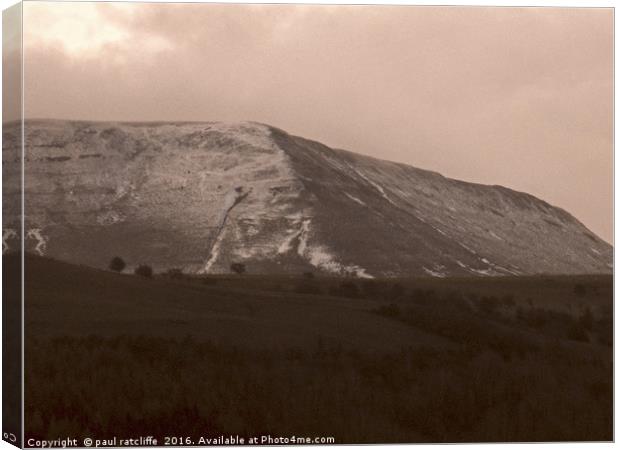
(1, 1, 614, 446)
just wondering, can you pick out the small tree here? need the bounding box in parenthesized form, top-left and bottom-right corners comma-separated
(135, 264, 153, 278)
(109, 256, 126, 273)
(230, 262, 246, 275)
(167, 268, 184, 280)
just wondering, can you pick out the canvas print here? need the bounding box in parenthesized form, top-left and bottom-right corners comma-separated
(2, 2, 613, 447)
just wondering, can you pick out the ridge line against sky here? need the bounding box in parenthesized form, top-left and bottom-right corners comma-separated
(4, 2, 613, 242)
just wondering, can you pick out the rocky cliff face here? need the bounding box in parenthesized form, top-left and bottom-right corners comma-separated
(2, 120, 612, 277)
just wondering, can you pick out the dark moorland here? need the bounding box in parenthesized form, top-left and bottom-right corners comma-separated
(16, 253, 612, 443)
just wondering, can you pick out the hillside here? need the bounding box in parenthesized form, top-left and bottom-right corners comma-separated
(20, 253, 613, 442)
(3, 120, 612, 276)
(23, 253, 445, 352)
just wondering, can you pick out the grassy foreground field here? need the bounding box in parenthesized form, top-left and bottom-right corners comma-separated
(19, 254, 612, 443)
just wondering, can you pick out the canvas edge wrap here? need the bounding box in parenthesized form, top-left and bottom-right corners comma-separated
(3, 2, 24, 448)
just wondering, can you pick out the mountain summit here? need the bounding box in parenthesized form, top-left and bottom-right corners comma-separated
(2, 120, 612, 277)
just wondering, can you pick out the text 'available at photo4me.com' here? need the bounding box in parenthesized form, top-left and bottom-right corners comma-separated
(25, 435, 337, 448)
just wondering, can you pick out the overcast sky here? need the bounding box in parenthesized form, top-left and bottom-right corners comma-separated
(18, 3, 613, 242)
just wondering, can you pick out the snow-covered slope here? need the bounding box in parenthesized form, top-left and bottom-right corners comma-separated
(2, 120, 612, 277)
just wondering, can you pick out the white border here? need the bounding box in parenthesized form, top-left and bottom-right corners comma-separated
(0, 2, 615, 450)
